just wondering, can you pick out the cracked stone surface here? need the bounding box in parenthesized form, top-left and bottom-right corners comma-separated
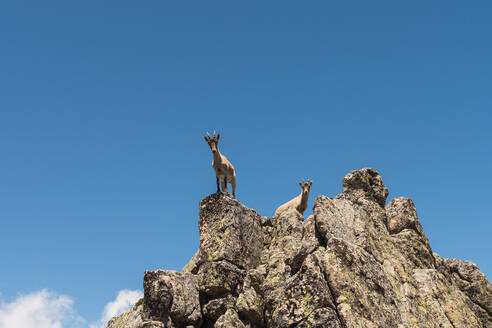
(106, 168, 491, 328)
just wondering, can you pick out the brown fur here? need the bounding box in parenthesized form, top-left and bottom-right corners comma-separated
(274, 179, 312, 217)
(204, 131, 236, 198)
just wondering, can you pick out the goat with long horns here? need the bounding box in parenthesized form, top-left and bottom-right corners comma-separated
(204, 131, 237, 198)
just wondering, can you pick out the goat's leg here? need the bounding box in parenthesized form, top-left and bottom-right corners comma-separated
(216, 177, 220, 193)
(221, 177, 228, 194)
(231, 176, 236, 199)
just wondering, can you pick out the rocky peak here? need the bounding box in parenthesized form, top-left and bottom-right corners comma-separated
(106, 168, 491, 328)
(339, 167, 389, 207)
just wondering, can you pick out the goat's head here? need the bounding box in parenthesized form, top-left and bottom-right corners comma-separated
(299, 179, 313, 194)
(204, 131, 220, 153)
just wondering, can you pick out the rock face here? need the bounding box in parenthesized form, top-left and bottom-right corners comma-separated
(106, 168, 491, 328)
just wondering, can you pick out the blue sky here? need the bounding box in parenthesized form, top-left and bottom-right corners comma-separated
(1, 1, 491, 326)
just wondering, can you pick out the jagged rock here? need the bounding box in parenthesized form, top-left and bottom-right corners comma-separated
(202, 294, 236, 320)
(143, 270, 202, 327)
(386, 197, 435, 269)
(182, 251, 200, 274)
(266, 253, 334, 327)
(316, 238, 401, 327)
(390, 228, 435, 270)
(214, 309, 245, 328)
(435, 254, 492, 326)
(198, 193, 264, 270)
(408, 268, 482, 327)
(197, 260, 244, 297)
(297, 308, 341, 328)
(140, 322, 165, 328)
(339, 167, 389, 207)
(314, 194, 389, 263)
(386, 197, 423, 235)
(106, 303, 145, 328)
(107, 168, 491, 328)
(265, 208, 319, 274)
(236, 270, 265, 325)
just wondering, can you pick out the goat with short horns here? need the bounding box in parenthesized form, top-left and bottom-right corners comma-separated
(204, 131, 237, 198)
(274, 179, 313, 217)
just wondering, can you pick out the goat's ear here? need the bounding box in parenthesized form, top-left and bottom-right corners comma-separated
(299, 181, 302, 187)
(204, 136, 209, 142)
(216, 133, 220, 141)
(309, 181, 313, 187)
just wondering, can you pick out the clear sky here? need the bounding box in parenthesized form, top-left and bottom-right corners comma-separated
(1, 1, 491, 327)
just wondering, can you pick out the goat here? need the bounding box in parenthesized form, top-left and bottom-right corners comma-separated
(274, 179, 312, 217)
(204, 131, 236, 198)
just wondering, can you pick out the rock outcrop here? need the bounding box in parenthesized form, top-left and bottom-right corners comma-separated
(106, 168, 491, 328)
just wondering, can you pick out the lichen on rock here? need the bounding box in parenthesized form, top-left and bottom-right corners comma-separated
(106, 168, 491, 328)
(143, 270, 202, 327)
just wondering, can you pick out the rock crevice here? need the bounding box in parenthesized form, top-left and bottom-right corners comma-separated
(107, 168, 491, 328)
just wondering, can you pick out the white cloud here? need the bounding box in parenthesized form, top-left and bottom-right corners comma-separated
(0, 288, 142, 328)
(0, 289, 84, 328)
(91, 289, 143, 328)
